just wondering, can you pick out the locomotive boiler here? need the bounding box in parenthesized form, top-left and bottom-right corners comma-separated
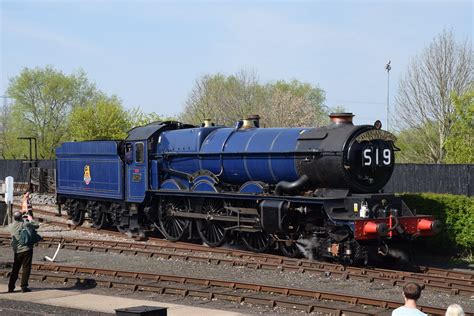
(56, 113, 441, 265)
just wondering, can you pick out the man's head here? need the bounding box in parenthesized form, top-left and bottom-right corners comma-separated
(403, 282, 422, 301)
(13, 211, 23, 221)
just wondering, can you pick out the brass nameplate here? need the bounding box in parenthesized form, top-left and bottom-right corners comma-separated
(355, 130, 397, 143)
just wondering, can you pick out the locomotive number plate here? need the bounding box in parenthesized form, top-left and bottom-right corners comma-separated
(363, 148, 391, 166)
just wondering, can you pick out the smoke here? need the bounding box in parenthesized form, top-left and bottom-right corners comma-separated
(387, 248, 409, 262)
(295, 237, 320, 260)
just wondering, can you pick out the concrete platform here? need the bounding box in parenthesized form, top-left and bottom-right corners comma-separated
(0, 284, 245, 315)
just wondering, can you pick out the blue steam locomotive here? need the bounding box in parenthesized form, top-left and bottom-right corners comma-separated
(56, 113, 440, 264)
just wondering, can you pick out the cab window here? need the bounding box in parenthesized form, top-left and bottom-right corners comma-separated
(135, 142, 144, 163)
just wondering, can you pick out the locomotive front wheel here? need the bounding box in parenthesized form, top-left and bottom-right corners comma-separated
(241, 231, 272, 253)
(158, 199, 190, 242)
(195, 199, 228, 247)
(279, 236, 302, 258)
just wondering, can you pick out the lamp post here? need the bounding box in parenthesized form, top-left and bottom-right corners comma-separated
(385, 61, 391, 131)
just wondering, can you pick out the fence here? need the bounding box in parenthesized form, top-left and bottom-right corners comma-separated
(0, 160, 472, 196)
(384, 163, 473, 196)
(0, 160, 56, 193)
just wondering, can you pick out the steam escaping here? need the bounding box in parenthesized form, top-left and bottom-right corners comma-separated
(387, 248, 409, 262)
(295, 237, 320, 260)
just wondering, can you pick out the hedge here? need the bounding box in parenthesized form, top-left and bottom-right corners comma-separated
(400, 193, 474, 256)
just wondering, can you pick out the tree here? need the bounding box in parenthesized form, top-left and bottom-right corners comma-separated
(180, 70, 327, 127)
(180, 70, 265, 126)
(395, 123, 439, 163)
(264, 79, 328, 127)
(444, 88, 474, 163)
(395, 29, 473, 163)
(0, 101, 11, 158)
(261, 83, 321, 127)
(127, 107, 170, 128)
(5, 66, 100, 158)
(69, 96, 130, 141)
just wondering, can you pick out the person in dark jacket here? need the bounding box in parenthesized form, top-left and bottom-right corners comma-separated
(8, 211, 39, 293)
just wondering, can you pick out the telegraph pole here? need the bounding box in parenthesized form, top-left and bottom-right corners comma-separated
(385, 61, 391, 131)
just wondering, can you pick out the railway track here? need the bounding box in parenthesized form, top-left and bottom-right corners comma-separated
(1, 232, 472, 297)
(0, 261, 456, 315)
(8, 204, 474, 295)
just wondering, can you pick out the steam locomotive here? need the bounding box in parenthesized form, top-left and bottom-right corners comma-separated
(56, 113, 440, 264)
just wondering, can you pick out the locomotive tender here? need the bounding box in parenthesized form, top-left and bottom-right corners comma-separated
(56, 113, 440, 264)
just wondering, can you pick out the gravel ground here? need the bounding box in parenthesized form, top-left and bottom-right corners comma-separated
(0, 243, 471, 312)
(0, 277, 279, 315)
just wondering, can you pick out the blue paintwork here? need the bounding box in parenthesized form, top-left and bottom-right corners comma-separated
(125, 141, 147, 203)
(192, 180, 217, 192)
(239, 181, 266, 194)
(150, 160, 159, 190)
(160, 179, 187, 190)
(156, 126, 308, 186)
(193, 175, 217, 185)
(158, 127, 218, 174)
(56, 141, 123, 200)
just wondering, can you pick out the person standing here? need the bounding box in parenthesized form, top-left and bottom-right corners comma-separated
(392, 282, 427, 316)
(8, 211, 39, 293)
(21, 191, 33, 216)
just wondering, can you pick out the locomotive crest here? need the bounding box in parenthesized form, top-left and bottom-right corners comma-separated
(83, 165, 91, 185)
(355, 130, 396, 143)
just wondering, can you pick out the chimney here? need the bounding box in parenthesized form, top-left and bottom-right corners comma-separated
(329, 113, 354, 125)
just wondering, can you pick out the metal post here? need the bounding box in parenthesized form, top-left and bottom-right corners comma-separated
(385, 61, 391, 131)
(33, 138, 38, 165)
(17, 137, 37, 192)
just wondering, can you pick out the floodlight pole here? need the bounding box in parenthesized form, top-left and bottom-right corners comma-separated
(17, 137, 38, 191)
(385, 61, 391, 131)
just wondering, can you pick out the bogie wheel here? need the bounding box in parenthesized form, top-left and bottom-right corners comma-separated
(65, 199, 85, 226)
(110, 203, 130, 233)
(241, 231, 272, 253)
(279, 235, 302, 258)
(195, 199, 229, 247)
(158, 198, 190, 241)
(88, 202, 110, 230)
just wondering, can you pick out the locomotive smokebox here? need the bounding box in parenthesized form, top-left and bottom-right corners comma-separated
(329, 113, 354, 125)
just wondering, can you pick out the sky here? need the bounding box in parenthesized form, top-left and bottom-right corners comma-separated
(1, 0, 472, 126)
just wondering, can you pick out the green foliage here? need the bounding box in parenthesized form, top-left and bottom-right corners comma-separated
(444, 88, 474, 163)
(397, 87, 474, 164)
(395, 122, 439, 163)
(1, 66, 166, 155)
(180, 70, 327, 127)
(263, 79, 327, 127)
(4, 66, 100, 158)
(127, 107, 171, 129)
(69, 96, 130, 141)
(180, 71, 266, 126)
(394, 29, 472, 163)
(401, 193, 474, 256)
